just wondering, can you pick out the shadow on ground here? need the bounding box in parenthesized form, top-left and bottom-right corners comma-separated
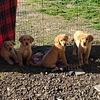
(0, 45, 100, 74)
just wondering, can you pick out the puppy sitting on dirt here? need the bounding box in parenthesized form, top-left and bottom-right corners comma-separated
(34, 34, 69, 69)
(73, 31, 93, 65)
(16, 35, 34, 66)
(0, 40, 18, 65)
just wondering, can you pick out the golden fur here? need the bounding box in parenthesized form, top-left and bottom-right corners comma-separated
(0, 40, 18, 65)
(73, 31, 93, 65)
(37, 34, 69, 68)
(16, 35, 34, 66)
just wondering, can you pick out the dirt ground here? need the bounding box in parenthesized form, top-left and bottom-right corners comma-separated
(16, 0, 100, 45)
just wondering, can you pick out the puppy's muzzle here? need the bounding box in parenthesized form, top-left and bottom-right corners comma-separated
(26, 42, 29, 46)
(9, 48, 12, 51)
(83, 42, 86, 46)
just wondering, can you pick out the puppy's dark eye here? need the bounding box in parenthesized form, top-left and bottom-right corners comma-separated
(23, 39, 25, 41)
(86, 38, 88, 41)
(10, 44, 13, 46)
(6, 44, 9, 47)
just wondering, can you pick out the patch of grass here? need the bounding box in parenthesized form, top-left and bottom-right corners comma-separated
(29, 0, 100, 30)
(89, 18, 100, 30)
(73, 0, 100, 6)
(90, 24, 100, 30)
(82, 7, 99, 19)
(39, 6, 59, 15)
(92, 18, 100, 24)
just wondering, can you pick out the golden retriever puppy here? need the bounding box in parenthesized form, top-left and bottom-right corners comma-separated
(73, 31, 93, 65)
(0, 40, 18, 65)
(17, 35, 34, 66)
(38, 34, 69, 68)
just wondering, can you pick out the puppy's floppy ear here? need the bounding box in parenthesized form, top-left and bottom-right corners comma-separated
(87, 35, 93, 42)
(78, 34, 84, 41)
(54, 35, 59, 43)
(19, 36, 23, 43)
(29, 36, 34, 43)
(65, 35, 68, 41)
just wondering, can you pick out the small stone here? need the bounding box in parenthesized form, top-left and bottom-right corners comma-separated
(7, 87, 10, 91)
(36, 93, 41, 97)
(68, 71, 75, 76)
(59, 68, 64, 71)
(64, 84, 72, 91)
(75, 69, 85, 76)
(97, 95, 100, 100)
(94, 84, 100, 92)
(70, 97, 75, 100)
(7, 87, 10, 96)
(40, 72, 44, 76)
(45, 72, 48, 75)
(97, 66, 100, 69)
(56, 97, 63, 100)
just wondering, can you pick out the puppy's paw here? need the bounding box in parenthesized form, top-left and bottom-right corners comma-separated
(66, 64, 70, 67)
(84, 60, 89, 64)
(26, 61, 30, 66)
(29, 61, 35, 66)
(15, 60, 19, 64)
(19, 63, 24, 67)
(79, 60, 84, 66)
(84, 62, 89, 65)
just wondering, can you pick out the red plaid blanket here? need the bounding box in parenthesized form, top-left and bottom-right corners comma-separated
(0, 0, 17, 48)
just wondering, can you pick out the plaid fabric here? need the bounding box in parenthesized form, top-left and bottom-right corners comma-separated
(0, 0, 17, 48)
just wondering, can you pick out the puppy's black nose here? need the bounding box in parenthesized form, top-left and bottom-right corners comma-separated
(9, 48, 12, 51)
(26, 42, 28, 46)
(84, 42, 86, 46)
(64, 44, 66, 46)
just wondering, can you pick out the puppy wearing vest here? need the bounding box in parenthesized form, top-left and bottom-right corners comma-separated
(73, 31, 93, 65)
